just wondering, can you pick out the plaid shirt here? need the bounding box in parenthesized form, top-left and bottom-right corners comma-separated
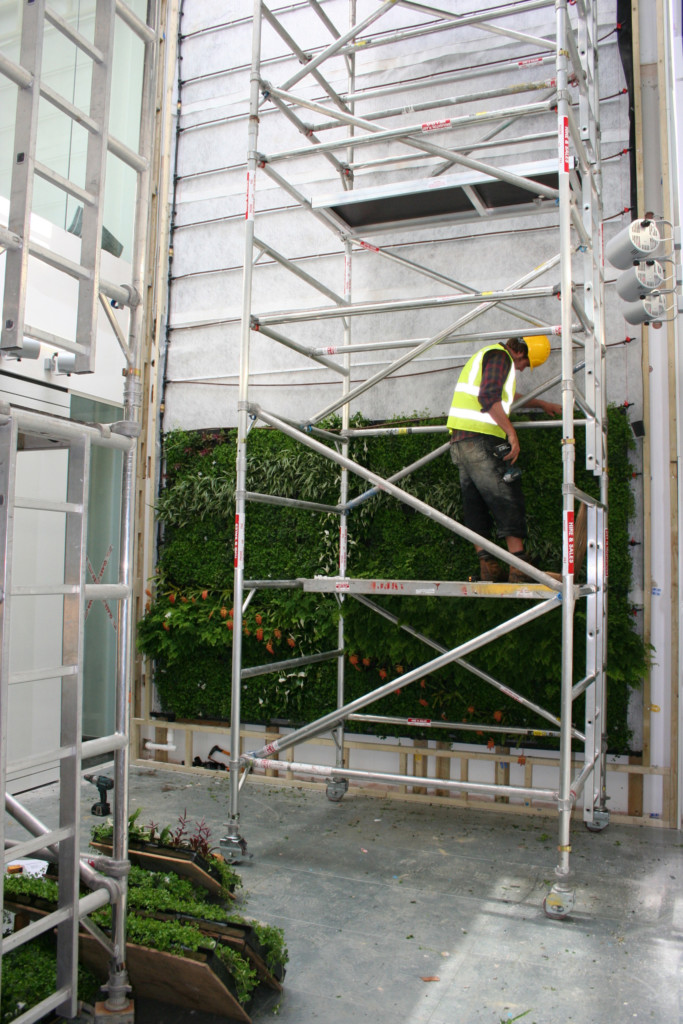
(449, 348, 512, 441)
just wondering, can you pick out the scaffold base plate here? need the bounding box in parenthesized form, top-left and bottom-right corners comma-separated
(543, 887, 575, 920)
(93, 1000, 135, 1024)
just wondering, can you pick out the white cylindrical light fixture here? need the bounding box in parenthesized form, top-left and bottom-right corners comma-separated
(621, 292, 668, 324)
(605, 219, 662, 269)
(615, 260, 666, 301)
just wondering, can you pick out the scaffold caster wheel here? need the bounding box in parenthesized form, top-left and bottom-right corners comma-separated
(326, 777, 349, 802)
(543, 887, 575, 920)
(585, 809, 610, 832)
(219, 834, 250, 864)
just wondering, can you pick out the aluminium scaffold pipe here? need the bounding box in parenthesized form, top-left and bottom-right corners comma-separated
(242, 757, 559, 805)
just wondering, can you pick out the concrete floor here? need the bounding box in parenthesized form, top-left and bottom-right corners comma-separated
(11, 765, 683, 1024)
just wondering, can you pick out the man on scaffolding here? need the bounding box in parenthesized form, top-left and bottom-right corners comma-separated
(447, 335, 561, 583)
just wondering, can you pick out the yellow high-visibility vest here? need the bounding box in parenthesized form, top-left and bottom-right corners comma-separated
(447, 343, 516, 438)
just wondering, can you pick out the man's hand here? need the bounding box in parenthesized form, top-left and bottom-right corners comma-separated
(539, 400, 562, 417)
(505, 430, 520, 463)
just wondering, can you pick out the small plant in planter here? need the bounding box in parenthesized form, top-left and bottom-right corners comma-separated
(3, 873, 59, 911)
(90, 808, 242, 900)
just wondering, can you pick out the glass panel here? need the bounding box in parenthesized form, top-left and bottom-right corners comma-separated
(71, 394, 123, 740)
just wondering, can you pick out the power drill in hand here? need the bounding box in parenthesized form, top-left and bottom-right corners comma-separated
(84, 774, 114, 817)
(492, 441, 522, 484)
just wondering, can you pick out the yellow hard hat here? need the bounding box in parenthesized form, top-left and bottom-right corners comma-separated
(523, 334, 551, 369)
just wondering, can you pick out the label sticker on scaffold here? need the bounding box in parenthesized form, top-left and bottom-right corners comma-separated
(234, 513, 244, 568)
(339, 522, 348, 577)
(604, 526, 609, 580)
(408, 717, 431, 725)
(559, 115, 570, 172)
(563, 509, 575, 575)
(422, 118, 451, 133)
(335, 580, 350, 591)
(359, 239, 380, 252)
(245, 170, 255, 220)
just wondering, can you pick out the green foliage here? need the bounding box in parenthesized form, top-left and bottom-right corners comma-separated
(3, 873, 59, 904)
(0, 935, 99, 1023)
(138, 408, 647, 753)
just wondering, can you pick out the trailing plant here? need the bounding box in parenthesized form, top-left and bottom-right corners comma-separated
(250, 920, 290, 973)
(139, 407, 647, 754)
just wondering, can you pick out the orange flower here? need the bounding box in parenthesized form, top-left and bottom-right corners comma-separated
(226, 621, 234, 631)
(244, 627, 251, 636)
(145, 601, 151, 613)
(181, 596, 188, 603)
(493, 710, 503, 723)
(349, 654, 359, 665)
(487, 738, 495, 750)
(476, 730, 483, 737)
(274, 628, 282, 639)
(395, 664, 404, 674)
(287, 637, 295, 648)
(266, 641, 274, 654)
(229, 609, 234, 617)
(169, 593, 176, 604)
(517, 755, 527, 765)
(255, 613, 263, 625)
(379, 668, 388, 680)
(201, 590, 208, 600)
(145, 588, 152, 597)
(419, 698, 429, 707)
(468, 706, 475, 714)
(362, 657, 371, 667)
(394, 688, 402, 695)
(220, 607, 228, 619)
(420, 679, 426, 689)
(162, 622, 170, 631)
(255, 628, 264, 642)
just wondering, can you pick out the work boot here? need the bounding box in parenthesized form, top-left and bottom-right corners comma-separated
(477, 552, 506, 582)
(508, 550, 536, 584)
(509, 551, 562, 584)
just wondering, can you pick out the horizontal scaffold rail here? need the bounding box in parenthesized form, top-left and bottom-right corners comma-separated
(252, 284, 560, 327)
(302, 576, 590, 599)
(241, 756, 559, 805)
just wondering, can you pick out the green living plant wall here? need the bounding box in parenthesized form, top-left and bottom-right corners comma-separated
(137, 407, 647, 754)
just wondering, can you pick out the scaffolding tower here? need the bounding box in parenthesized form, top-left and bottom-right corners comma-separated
(222, 0, 610, 919)
(0, 1, 160, 1018)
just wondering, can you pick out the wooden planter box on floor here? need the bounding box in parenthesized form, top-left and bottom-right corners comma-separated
(177, 916, 284, 990)
(89, 841, 233, 899)
(79, 935, 252, 1022)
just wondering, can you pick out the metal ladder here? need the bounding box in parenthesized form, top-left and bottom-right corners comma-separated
(0, 407, 135, 1023)
(0, 0, 161, 1017)
(0, 0, 156, 371)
